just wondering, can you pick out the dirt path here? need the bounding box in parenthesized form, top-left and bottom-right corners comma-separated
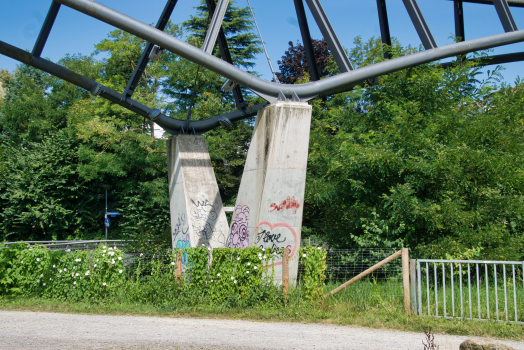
(0, 310, 522, 350)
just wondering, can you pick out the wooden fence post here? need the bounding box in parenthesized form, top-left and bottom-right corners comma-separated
(402, 248, 411, 314)
(176, 248, 183, 281)
(410, 259, 417, 314)
(282, 248, 289, 295)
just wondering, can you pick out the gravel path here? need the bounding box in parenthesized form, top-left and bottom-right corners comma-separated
(0, 310, 523, 350)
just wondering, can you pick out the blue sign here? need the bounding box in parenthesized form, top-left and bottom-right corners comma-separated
(104, 218, 110, 227)
(107, 212, 119, 217)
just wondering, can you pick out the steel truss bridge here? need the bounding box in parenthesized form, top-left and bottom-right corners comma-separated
(1, 0, 523, 134)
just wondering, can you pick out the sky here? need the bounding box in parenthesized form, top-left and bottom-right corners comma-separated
(0, 0, 523, 86)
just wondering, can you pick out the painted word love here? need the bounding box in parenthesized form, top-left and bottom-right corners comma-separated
(269, 196, 301, 215)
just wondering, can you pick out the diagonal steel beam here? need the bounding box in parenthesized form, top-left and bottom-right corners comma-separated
(32, 2, 61, 58)
(294, 0, 320, 81)
(202, 0, 229, 54)
(402, 0, 438, 50)
(204, 0, 246, 109)
(449, 0, 524, 8)
(123, 0, 178, 98)
(304, 0, 353, 72)
(454, 0, 465, 41)
(376, 0, 392, 59)
(492, 0, 518, 32)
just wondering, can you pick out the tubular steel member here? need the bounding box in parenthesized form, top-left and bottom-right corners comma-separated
(0, 40, 266, 134)
(52, 0, 524, 101)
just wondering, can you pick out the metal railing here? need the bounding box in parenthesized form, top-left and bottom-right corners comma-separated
(415, 259, 524, 324)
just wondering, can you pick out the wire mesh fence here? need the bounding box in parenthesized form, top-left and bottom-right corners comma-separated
(3, 240, 404, 302)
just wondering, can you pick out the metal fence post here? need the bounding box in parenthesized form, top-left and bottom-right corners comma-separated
(410, 258, 417, 314)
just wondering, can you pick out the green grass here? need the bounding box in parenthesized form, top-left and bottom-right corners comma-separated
(1, 280, 523, 341)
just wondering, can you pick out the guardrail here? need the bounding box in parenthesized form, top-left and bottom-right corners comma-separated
(414, 259, 524, 324)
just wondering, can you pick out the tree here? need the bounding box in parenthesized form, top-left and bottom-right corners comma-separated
(276, 39, 333, 84)
(302, 37, 524, 261)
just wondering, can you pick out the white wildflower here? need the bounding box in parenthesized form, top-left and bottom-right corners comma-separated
(49, 278, 52, 281)
(317, 247, 322, 250)
(254, 266, 258, 270)
(211, 280, 213, 283)
(103, 250, 106, 253)
(118, 257, 122, 260)
(119, 270, 122, 274)
(52, 265, 56, 268)
(94, 264, 97, 268)
(37, 280, 40, 283)
(171, 262, 175, 265)
(63, 268, 67, 271)
(108, 247, 113, 250)
(43, 283, 46, 286)
(231, 276, 234, 280)
(21, 261, 23, 264)
(263, 255, 266, 259)
(40, 274, 43, 277)
(303, 254, 306, 258)
(258, 253, 262, 257)
(247, 262, 251, 266)
(85, 271, 90, 276)
(96, 259, 99, 262)
(73, 281, 76, 285)
(111, 259, 115, 265)
(217, 273, 220, 277)
(75, 273, 79, 277)
(234, 280, 237, 284)
(237, 257, 240, 260)
(73, 266, 76, 270)
(102, 254, 105, 257)
(246, 271, 249, 274)
(103, 282, 106, 286)
(59, 269, 62, 273)
(36, 258, 40, 262)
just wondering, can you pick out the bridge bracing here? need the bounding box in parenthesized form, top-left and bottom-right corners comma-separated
(2, 0, 524, 276)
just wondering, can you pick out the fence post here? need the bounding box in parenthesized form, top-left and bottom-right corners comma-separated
(282, 248, 289, 295)
(402, 248, 411, 314)
(176, 248, 183, 281)
(410, 258, 417, 315)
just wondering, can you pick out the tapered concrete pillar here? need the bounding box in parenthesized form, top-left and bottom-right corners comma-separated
(167, 135, 229, 250)
(228, 101, 312, 283)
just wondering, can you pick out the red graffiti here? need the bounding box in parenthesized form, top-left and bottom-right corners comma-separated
(269, 196, 301, 215)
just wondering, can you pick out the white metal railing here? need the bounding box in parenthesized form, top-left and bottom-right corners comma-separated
(414, 259, 524, 324)
(2, 240, 125, 251)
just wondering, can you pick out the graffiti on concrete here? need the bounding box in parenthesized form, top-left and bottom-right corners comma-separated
(269, 196, 301, 215)
(229, 205, 250, 248)
(190, 198, 225, 245)
(254, 221, 298, 267)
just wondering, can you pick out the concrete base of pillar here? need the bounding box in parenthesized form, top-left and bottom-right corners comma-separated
(167, 135, 229, 250)
(228, 101, 312, 283)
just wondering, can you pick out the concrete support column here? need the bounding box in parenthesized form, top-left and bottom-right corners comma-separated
(228, 101, 312, 283)
(167, 135, 229, 250)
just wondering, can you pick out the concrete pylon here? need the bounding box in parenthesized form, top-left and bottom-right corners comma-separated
(167, 135, 229, 250)
(228, 101, 312, 283)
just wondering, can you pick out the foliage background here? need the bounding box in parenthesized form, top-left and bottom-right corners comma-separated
(0, 2, 523, 261)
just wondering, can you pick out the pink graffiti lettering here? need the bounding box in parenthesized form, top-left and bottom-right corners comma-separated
(269, 196, 301, 215)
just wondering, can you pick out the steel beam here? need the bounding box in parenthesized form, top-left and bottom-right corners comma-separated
(32, 2, 61, 58)
(202, 0, 229, 54)
(376, 0, 392, 59)
(294, 0, 320, 81)
(402, 0, 438, 50)
(123, 0, 178, 98)
(304, 0, 353, 72)
(492, 0, 518, 32)
(0, 39, 264, 134)
(448, 0, 524, 8)
(441, 51, 524, 67)
(30, 0, 524, 99)
(454, 0, 465, 41)
(204, 0, 245, 109)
